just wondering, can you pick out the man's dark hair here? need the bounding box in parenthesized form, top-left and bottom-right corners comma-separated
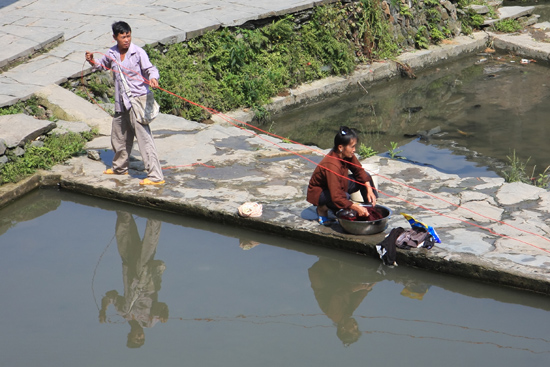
(112, 21, 131, 36)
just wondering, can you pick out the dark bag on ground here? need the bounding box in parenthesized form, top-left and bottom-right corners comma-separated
(376, 227, 435, 266)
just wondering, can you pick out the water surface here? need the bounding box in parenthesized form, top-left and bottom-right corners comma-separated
(266, 51, 550, 179)
(1, 189, 549, 366)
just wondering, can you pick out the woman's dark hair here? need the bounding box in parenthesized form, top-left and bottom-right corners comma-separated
(112, 21, 131, 36)
(333, 126, 358, 151)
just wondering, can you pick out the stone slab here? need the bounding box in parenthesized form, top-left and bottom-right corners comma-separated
(0, 114, 56, 147)
(50, 120, 92, 135)
(497, 6, 535, 20)
(533, 21, 550, 30)
(0, 139, 6, 155)
(0, 32, 35, 68)
(491, 30, 550, 61)
(485, 6, 535, 26)
(468, 5, 489, 14)
(456, 200, 505, 223)
(34, 84, 112, 136)
(3, 55, 79, 86)
(0, 23, 64, 69)
(496, 182, 546, 205)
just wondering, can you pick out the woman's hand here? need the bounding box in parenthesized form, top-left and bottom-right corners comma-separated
(366, 184, 377, 206)
(351, 202, 369, 217)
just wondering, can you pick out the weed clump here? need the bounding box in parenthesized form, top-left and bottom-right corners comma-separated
(0, 98, 97, 185)
(0, 132, 95, 184)
(492, 18, 523, 33)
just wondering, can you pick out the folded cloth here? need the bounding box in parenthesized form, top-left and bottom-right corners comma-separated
(396, 227, 434, 249)
(376, 227, 404, 266)
(238, 202, 263, 218)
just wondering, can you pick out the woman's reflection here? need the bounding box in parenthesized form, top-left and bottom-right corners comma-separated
(99, 211, 168, 348)
(308, 257, 429, 346)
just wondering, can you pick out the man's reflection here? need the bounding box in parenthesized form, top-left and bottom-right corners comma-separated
(99, 211, 168, 348)
(308, 257, 428, 346)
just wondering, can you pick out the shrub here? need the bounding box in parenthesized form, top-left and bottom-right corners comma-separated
(145, 2, 399, 121)
(493, 18, 523, 33)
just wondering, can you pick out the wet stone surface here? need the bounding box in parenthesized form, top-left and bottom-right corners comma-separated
(35, 109, 550, 294)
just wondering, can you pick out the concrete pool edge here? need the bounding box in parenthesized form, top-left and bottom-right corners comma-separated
(1, 168, 549, 296)
(0, 171, 60, 208)
(55, 177, 550, 297)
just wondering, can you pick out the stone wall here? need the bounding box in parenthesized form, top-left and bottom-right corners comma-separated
(383, 0, 463, 49)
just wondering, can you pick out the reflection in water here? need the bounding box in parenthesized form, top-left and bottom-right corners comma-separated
(308, 257, 375, 345)
(1, 189, 550, 366)
(239, 237, 262, 250)
(0, 190, 60, 236)
(308, 257, 429, 345)
(99, 211, 168, 348)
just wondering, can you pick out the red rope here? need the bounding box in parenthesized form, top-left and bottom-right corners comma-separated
(82, 52, 550, 253)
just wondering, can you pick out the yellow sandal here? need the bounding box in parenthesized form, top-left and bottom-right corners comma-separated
(103, 168, 128, 175)
(139, 178, 165, 185)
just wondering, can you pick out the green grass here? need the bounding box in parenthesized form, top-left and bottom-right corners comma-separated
(0, 97, 98, 185)
(531, 165, 550, 188)
(0, 102, 24, 116)
(144, 1, 400, 122)
(0, 97, 38, 116)
(492, 18, 523, 33)
(0, 132, 95, 184)
(358, 143, 377, 159)
(502, 150, 529, 183)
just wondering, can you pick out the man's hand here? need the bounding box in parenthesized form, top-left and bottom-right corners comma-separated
(149, 78, 159, 89)
(85, 51, 95, 66)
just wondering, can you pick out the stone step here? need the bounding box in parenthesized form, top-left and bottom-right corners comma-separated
(484, 5, 535, 26)
(0, 29, 64, 71)
(0, 114, 56, 149)
(0, 112, 92, 167)
(532, 21, 550, 30)
(35, 84, 112, 136)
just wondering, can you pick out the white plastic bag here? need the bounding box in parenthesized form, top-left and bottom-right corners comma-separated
(131, 93, 160, 125)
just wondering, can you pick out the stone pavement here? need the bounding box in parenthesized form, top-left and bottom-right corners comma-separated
(1, 1, 550, 295)
(0, 0, 339, 107)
